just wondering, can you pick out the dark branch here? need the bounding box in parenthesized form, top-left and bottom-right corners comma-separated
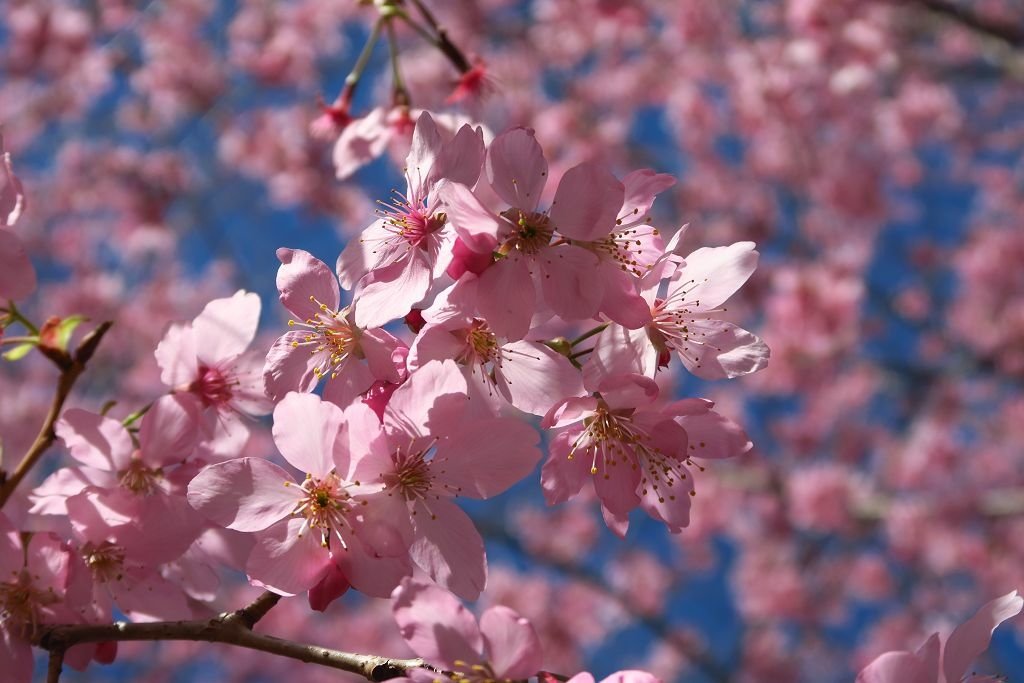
(910, 0, 1024, 47)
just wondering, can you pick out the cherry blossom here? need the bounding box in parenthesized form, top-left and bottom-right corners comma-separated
(856, 590, 1023, 683)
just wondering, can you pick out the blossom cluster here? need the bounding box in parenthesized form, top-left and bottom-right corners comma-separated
(0, 111, 770, 680)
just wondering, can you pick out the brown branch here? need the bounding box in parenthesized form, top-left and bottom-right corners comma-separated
(910, 0, 1024, 47)
(46, 648, 64, 683)
(0, 321, 113, 509)
(35, 591, 431, 682)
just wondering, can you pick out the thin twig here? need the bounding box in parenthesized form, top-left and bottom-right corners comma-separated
(34, 590, 431, 682)
(0, 321, 113, 508)
(45, 648, 64, 683)
(36, 615, 430, 682)
(911, 0, 1024, 47)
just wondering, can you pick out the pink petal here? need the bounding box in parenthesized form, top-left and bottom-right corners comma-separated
(321, 358, 376, 409)
(598, 265, 653, 329)
(354, 257, 431, 329)
(0, 229, 36, 301)
(0, 513, 20, 575)
(549, 161, 624, 241)
(247, 518, 333, 596)
(25, 533, 71, 596)
(392, 578, 484, 667)
(438, 181, 503, 254)
(334, 107, 390, 180)
(154, 322, 199, 388)
(477, 257, 535, 341)
(497, 340, 585, 416)
(263, 330, 321, 400)
(583, 324, 657, 392)
(593, 458, 641, 516)
(410, 498, 487, 600)
(337, 219, 390, 289)
(272, 392, 347, 475)
(30, 466, 113, 516)
(601, 505, 631, 538)
(915, 633, 941, 683)
(428, 123, 485, 191)
(360, 327, 405, 383)
(335, 548, 412, 598)
(139, 394, 200, 466)
(0, 628, 33, 683)
(480, 606, 543, 679)
(187, 458, 299, 532)
(276, 248, 340, 320)
(538, 244, 602, 322)
(56, 409, 133, 471)
(942, 590, 1024, 683)
(567, 674, 596, 683)
(116, 573, 192, 622)
(677, 320, 769, 380)
(597, 374, 660, 411)
(408, 322, 466, 372)
(1, 143, 26, 227)
(192, 290, 261, 366)
(676, 410, 752, 461)
(486, 128, 547, 212)
(637, 454, 694, 533)
(435, 418, 540, 498)
(385, 360, 469, 440)
(406, 111, 444, 197)
(600, 672, 664, 683)
(618, 169, 676, 221)
(855, 651, 931, 683)
(307, 561, 350, 612)
(226, 350, 273, 416)
(540, 432, 590, 505)
(674, 242, 759, 310)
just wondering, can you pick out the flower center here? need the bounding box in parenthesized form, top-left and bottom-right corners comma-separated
(191, 364, 234, 406)
(82, 541, 126, 583)
(0, 572, 59, 636)
(118, 456, 164, 495)
(461, 320, 501, 365)
(383, 441, 460, 517)
(499, 209, 553, 256)
(378, 190, 447, 250)
(288, 297, 362, 380)
(448, 659, 502, 683)
(287, 472, 355, 549)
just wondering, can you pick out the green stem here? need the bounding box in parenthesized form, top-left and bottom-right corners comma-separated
(340, 17, 385, 103)
(0, 336, 37, 346)
(122, 400, 155, 428)
(385, 19, 410, 107)
(570, 324, 608, 347)
(569, 348, 594, 360)
(6, 301, 38, 336)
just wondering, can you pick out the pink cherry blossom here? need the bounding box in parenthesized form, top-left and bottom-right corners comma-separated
(439, 129, 607, 340)
(541, 374, 751, 536)
(392, 578, 543, 681)
(32, 394, 203, 535)
(187, 391, 410, 597)
(359, 360, 541, 599)
(587, 240, 769, 384)
(409, 276, 584, 416)
(0, 136, 36, 301)
(0, 512, 79, 683)
(337, 112, 485, 328)
(264, 248, 405, 408)
(155, 289, 271, 454)
(856, 590, 1023, 683)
